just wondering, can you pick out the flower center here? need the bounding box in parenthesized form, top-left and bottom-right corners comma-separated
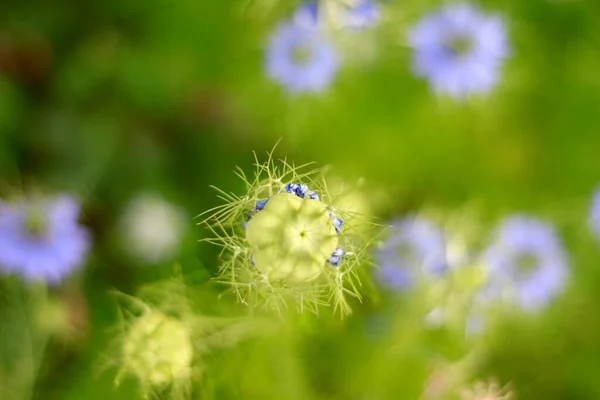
(514, 252, 538, 280)
(292, 44, 313, 64)
(24, 208, 48, 238)
(444, 35, 473, 57)
(245, 193, 338, 283)
(395, 240, 417, 263)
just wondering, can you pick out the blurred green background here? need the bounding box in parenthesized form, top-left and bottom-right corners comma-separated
(1, 0, 600, 398)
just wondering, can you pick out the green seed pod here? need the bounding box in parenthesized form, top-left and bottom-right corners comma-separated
(246, 192, 338, 283)
(122, 312, 193, 387)
(199, 148, 375, 316)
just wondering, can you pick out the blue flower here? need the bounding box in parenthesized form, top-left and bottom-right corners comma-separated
(266, 21, 339, 93)
(335, 0, 381, 30)
(293, 1, 320, 30)
(282, 183, 318, 200)
(294, 1, 381, 31)
(255, 198, 269, 211)
(327, 247, 345, 266)
(591, 188, 600, 243)
(0, 195, 91, 284)
(307, 191, 319, 200)
(375, 216, 448, 290)
(329, 210, 344, 233)
(481, 215, 568, 311)
(407, 3, 509, 99)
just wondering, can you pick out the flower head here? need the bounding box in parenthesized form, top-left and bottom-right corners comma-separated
(375, 216, 448, 290)
(481, 215, 568, 311)
(199, 149, 371, 316)
(408, 3, 509, 99)
(590, 188, 600, 243)
(245, 192, 339, 282)
(122, 312, 193, 387)
(293, 1, 320, 30)
(294, 1, 381, 31)
(332, 0, 381, 30)
(108, 275, 265, 398)
(0, 195, 90, 283)
(266, 21, 339, 93)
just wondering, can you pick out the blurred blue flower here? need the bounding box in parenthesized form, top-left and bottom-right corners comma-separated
(408, 2, 509, 99)
(591, 188, 600, 242)
(293, 1, 381, 31)
(266, 21, 339, 93)
(335, 0, 381, 30)
(482, 215, 568, 311)
(0, 195, 90, 284)
(293, 1, 320, 30)
(375, 216, 448, 290)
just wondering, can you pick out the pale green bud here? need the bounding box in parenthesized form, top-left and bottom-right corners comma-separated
(122, 312, 192, 387)
(199, 148, 375, 316)
(246, 193, 338, 283)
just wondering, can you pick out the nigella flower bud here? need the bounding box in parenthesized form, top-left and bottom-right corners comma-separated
(121, 311, 193, 388)
(245, 192, 339, 282)
(199, 149, 373, 315)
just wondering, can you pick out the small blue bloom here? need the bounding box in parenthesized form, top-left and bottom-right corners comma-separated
(329, 211, 344, 233)
(284, 183, 299, 195)
(481, 215, 568, 311)
(266, 21, 339, 94)
(408, 2, 509, 99)
(295, 184, 309, 198)
(375, 216, 448, 290)
(293, 1, 320, 30)
(328, 248, 345, 266)
(591, 188, 600, 243)
(335, 0, 381, 30)
(0, 195, 90, 284)
(255, 198, 269, 211)
(283, 183, 313, 199)
(307, 191, 319, 200)
(294, 1, 381, 31)
(244, 198, 271, 229)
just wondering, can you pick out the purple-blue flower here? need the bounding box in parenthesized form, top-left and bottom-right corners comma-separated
(335, 0, 381, 30)
(266, 21, 339, 93)
(293, 1, 381, 31)
(327, 247, 345, 267)
(481, 215, 568, 311)
(591, 188, 600, 243)
(293, 1, 320, 30)
(407, 2, 509, 99)
(0, 195, 90, 284)
(375, 216, 448, 290)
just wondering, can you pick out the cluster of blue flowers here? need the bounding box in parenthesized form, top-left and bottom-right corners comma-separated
(0, 195, 90, 284)
(244, 183, 346, 266)
(375, 211, 573, 313)
(265, 0, 381, 94)
(265, 1, 510, 99)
